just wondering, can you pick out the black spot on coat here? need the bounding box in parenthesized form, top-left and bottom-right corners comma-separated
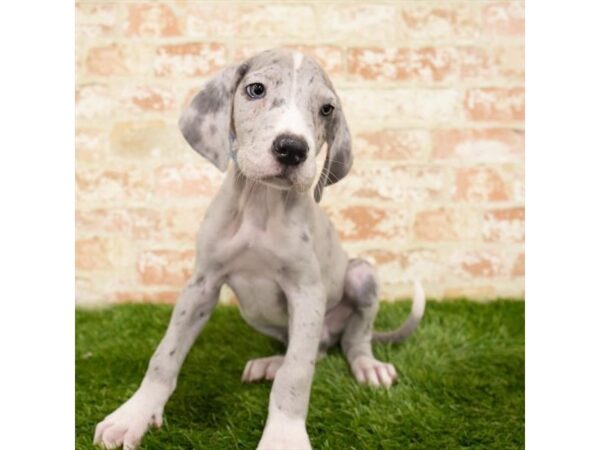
(270, 98, 285, 109)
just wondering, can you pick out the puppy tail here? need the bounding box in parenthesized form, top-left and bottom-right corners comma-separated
(372, 280, 426, 344)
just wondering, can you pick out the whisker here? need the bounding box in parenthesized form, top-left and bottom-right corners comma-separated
(326, 158, 348, 168)
(324, 170, 342, 184)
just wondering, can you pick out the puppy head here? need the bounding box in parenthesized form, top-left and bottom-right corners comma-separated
(179, 48, 352, 202)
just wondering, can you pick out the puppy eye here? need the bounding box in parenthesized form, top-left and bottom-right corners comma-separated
(245, 83, 266, 99)
(320, 104, 335, 116)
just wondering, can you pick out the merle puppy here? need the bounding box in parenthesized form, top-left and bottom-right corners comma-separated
(94, 48, 425, 450)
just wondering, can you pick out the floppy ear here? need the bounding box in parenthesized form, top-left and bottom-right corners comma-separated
(179, 64, 247, 171)
(314, 109, 353, 202)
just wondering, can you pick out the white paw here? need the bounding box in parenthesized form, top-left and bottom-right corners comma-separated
(241, 355, 284, 383)
(257, 416, 311, 450)
(93, 386, 166, 449)
(351, 355, 397, 388)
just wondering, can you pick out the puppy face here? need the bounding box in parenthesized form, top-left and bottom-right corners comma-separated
(179, 48, 352, 202)
(232, 50, 337, 193)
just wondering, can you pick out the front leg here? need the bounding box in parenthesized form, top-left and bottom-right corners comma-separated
(257, 282, 326, 450)
(94, 272, 220, 450)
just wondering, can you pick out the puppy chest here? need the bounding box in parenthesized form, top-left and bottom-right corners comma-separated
(227, 273, 288, 328)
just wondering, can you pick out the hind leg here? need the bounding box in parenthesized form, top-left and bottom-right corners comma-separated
(341, 258, 397, 388)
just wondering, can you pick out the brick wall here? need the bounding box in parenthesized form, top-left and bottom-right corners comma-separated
(75, 1, 525, 305)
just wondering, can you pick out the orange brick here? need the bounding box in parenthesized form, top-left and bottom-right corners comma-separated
(333, 163, 447, 204)
(339, 205, 385, 241)
(414, 207, 481, 242)
(76, 208, 162, 240)
(513, 168, 525, 203)
(362, 249, 398, 265)
(459, 46, 525, 81)
(348, 47, 458, 83)
(397, 4, 481, 41)
(75, 3, 119, 38)
(464, 88, 525, 122)
(119, 85, 176, 113)
(319, 4, 395, 42)
(354, 130, 430, 161)
(413, 208, 457, 242)
(85, 43, 151, 77)
(76, 237, 110, 271)
(329, 205, 409, 242)
(154, 42, 226, 77)
(75, 127, 108, 163)
(85, 44, 129, 76)
(454, 167, 510, 202)
(126, 3, 181, 37)
(512, 252, 525, 277)
(137, 249, 195, 286)
(496, 163, 524, 204)
(483, 207, 525, 242)
(483, 2, 525, 37)
(154, 163, 223, 199)
(432, 129, 524, 161)
(451, 250, 505, 278)
(76, 167, 152, 203)
(348, 46, 524, 83)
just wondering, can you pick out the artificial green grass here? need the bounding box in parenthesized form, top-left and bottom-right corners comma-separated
(76, 301, 524, 449)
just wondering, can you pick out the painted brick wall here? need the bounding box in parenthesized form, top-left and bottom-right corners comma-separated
(75, 0, 525, 305)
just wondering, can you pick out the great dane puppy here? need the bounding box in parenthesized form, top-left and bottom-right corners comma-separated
(94, 48, 426, 450)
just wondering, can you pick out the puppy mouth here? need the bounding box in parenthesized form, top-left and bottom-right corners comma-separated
(260, 164, 313, 190)
(241, 163, 311, 191)
(260, 173, 293, 189)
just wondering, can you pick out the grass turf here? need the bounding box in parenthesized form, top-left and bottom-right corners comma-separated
(76, 301, 524, 449)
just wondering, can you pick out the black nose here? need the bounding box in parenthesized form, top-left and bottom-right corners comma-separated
(272, 134, 308, 166)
